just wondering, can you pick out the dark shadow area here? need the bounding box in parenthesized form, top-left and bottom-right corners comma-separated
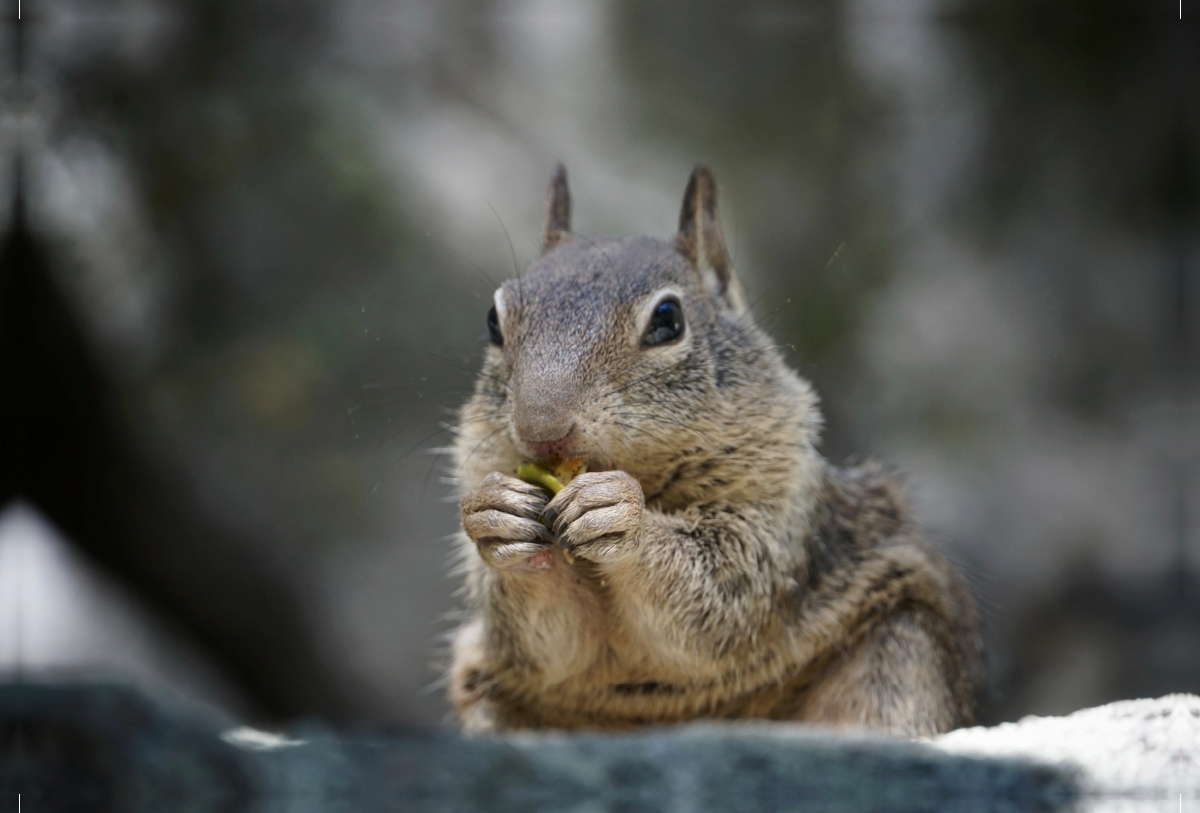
(0, 191, 362, 722)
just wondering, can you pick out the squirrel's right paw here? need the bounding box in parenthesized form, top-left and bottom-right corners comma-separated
(461, 472, 554, 571)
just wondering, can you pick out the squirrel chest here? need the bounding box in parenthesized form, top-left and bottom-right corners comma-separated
(446, 164, 983, 736)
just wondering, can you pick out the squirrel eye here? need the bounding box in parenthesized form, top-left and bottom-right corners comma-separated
(643, 299, 684, 347)
(487, 305, 503, 347)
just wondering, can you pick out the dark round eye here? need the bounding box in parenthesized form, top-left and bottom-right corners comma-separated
(644, 298, 684, 347)
(487, 305, 503, 347)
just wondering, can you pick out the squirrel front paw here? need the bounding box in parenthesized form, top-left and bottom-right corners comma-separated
(461, 472, 554, 571)
(542, 471, 644, 562)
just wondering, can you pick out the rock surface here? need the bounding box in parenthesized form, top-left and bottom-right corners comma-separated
(931, 694, 1200, 799)
(4, 683, 1199, 812)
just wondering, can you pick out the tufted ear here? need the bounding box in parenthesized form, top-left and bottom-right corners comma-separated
(541, 162, 572, 254)
(675, 165, 746, 311)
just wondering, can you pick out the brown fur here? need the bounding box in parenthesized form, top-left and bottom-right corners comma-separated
(446, 165, 983, 736)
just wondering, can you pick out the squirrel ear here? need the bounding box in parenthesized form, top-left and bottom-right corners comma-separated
(675, 165, 745, 311)
(542, 162, 572, 254)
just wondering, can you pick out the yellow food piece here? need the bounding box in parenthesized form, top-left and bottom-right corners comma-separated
(517, 462, 565, 495)
(517, 457, 586, 497)
(552, 457, 587, 482)
(518, 458, 587, 564)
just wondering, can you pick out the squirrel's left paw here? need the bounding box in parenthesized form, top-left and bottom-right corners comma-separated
(542, 470, 644, 562)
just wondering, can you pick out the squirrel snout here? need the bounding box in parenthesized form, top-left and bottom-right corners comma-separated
(513, 372, 582, 458)
(523, 426, 580, 461)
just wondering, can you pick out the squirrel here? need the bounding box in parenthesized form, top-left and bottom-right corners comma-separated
(446, 164, 984, 736)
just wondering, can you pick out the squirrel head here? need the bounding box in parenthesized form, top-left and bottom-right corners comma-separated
(459, 164, 816, 500)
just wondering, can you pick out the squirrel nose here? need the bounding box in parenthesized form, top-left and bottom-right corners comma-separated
(515, 406, 578, 458)
(514, 402, 574, 444)
(512, 365, 581, 456)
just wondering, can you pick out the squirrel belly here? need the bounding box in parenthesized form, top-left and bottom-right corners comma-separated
(446, 164, 984, 736)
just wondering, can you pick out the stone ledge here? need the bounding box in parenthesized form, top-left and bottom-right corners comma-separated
(246, 723, 1075, 813)
(930, 695, 1200, 798)
(4, 683, 1197, 812)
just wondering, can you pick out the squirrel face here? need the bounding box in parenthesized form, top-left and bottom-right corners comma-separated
(460, 165, 797, 498)
(488, 236, 717, 461)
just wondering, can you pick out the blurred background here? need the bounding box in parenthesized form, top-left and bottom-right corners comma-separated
(0, 0, 1196, 729)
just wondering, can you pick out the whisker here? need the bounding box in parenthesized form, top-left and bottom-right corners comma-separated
(606, 411, 713, 444)
(488, 201, 524, 310)
(367, 419, 442, 454)
(369, 424, 455, 498)
(566, 230, 620, 280)
(461, 409, 512, 423)
(461, 424, 509, 469)
(611, 420, 675, 449)
(488, 201, 521, 280)
(421, 228, 498, 291)
(421, 448, 451, 505)
(368, 340, 509, 393)
(600, 305, 782, 404)
(610, 396, 691, 410)
(606, 354, 697, 397)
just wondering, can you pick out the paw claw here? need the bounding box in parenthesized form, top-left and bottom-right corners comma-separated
(542, 471, 644, 562)
(461, 473, 554, 572)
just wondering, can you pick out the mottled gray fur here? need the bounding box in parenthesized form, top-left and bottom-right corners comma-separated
(447, 164, 983, 736)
